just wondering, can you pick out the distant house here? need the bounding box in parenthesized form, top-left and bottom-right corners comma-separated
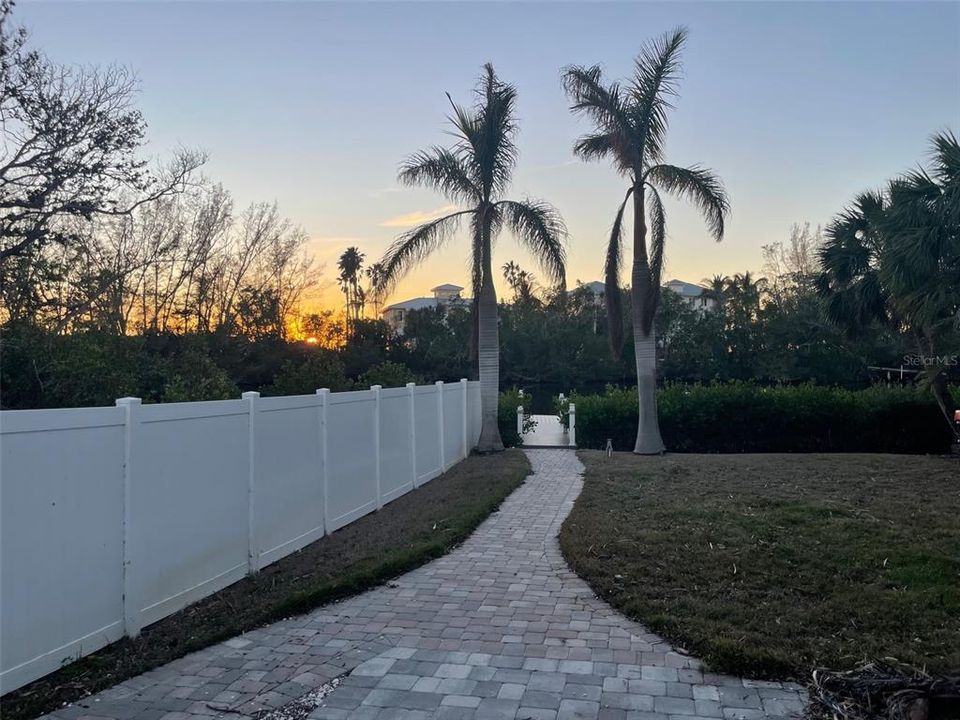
(381, 283, 469, 333)
(579, 279, 717, 312)
(580, 280, 605, 303)
(663, 279, 717, 312)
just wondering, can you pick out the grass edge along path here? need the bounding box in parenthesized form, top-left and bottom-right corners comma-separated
(559, 450, 960, 682)
(2, 450, 531, 720)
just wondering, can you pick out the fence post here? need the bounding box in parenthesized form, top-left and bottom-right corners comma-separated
(242, 391, 260, 573)
(115, 396, 143, 638)
(436, 381, 445, 472)
(316, 388, 330, 534)
(516, 405, 524, 437)
(569, 402, 576, 447)
(460, 378, 469, 459)
(407, 382, 418, 488)
(371, 385, 382, 509)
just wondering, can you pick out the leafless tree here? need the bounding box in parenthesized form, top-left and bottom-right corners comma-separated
(0, 2, 205, 262)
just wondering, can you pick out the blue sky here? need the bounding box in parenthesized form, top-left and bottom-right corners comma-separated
(19, 1, 960, 308)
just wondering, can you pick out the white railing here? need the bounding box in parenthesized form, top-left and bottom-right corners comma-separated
(568, 403, 576, 447)
(516, 397, 576, 447)
(0, 380, 482, 695)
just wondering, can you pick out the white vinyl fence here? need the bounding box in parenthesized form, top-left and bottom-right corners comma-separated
(0, 380, 482, 695)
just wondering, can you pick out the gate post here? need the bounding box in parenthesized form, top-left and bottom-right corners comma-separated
(568, 403, 576, 447)
(516, 405, 524, 437)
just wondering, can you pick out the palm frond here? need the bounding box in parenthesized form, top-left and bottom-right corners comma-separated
(451, 63, 518, 201)
(376, 210, 475, 297)
(816, 190, 890, 332)
(604, 187, 633, 359)
(572, 130, 637, 171)
(497, 199, 567, 288)
(572, 132, 616, 162)
(562, 66, 629, 131)
(562, 66, 637, 171)
(929, 128, 960, 187)
(646, 186, 667, 292)
(646, 163, 728, 240)
(818, 190, 886, 284)
(398, 147, 480, 205)
(629, 26, 687, 165)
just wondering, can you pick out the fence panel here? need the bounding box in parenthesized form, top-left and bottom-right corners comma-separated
(251, 394, 324, 568)
(0, 408, 126, 694)
(414, 386, 442, 484)
(443, 383, 465, 466)
(131, 400, 249, 627)
(379, 388, 414, 503)
(325, 391, 377, 531)
(0, 380, 480, 695)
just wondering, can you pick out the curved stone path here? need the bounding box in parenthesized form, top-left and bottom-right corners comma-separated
(43, 450, 806, 720)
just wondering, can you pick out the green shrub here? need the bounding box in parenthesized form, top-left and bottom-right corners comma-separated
(572, 383, 955, 454)
(160, 351, 239, 402)
(357, 361, 420, 388)
(268, 352, 352, 395)
(498, 388, 533, 448)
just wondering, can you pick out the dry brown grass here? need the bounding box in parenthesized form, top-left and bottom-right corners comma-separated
(560, 451, 960, 680)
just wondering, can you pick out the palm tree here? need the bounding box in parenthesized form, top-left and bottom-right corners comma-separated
(337, 246, 365, 337)
(817, 130, 959, 442)
(702, 273, 730, 309)
(728, 271, 767, 319)
(563, 27, 729, 454)
(502, 261, 537, 303)
(365, 262, 386, 317)
(375, 64, 566, 452)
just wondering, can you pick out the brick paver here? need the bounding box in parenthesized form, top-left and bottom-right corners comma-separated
(43, 450, 807, 720)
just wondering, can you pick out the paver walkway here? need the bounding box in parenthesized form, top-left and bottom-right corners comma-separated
(44, 451, 807, 720)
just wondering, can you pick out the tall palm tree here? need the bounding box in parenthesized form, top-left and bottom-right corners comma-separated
(375, 64, 566, 452)
(337, 246, 365, 337)
(365, 262, 386, 317)
(563, 27, 729, 454)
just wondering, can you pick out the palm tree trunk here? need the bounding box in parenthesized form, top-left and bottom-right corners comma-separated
(631, 184, 666, 455)
(917, 336, 959, 445)
(476, 211, 504, 453)
(633, 321, 664, 454)
(469, 295, 480, 376)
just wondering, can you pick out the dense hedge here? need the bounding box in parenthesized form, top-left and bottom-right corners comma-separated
(498, 389, 533, 448)
(571, 383, 958, 454)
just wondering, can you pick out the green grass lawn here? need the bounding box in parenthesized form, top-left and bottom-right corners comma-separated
(560, 451, 960, 680)
(1, 450, 531, 720)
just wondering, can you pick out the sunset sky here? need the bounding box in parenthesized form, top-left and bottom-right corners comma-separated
(19, 1, 960, 313)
